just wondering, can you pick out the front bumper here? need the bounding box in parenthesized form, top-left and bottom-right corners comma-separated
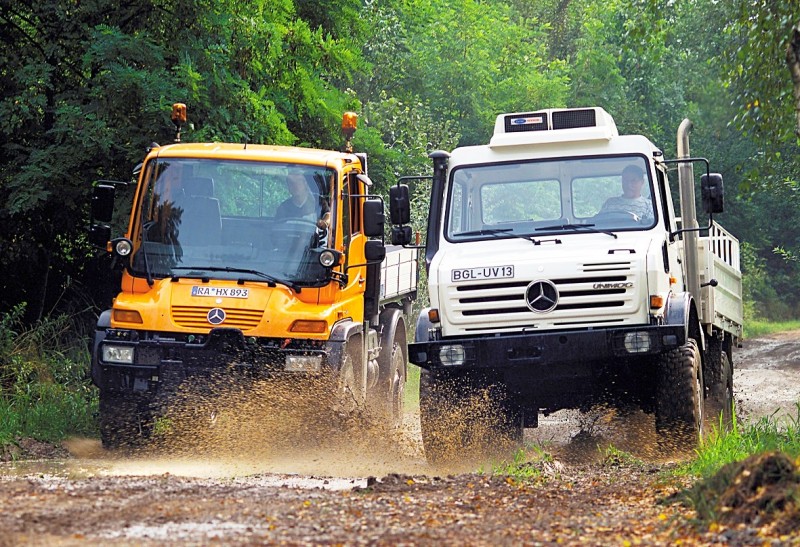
(93, 327, 336, 393)
(408, 324, 686, 370)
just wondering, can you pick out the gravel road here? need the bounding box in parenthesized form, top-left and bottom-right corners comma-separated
(2, 331, 799, 546)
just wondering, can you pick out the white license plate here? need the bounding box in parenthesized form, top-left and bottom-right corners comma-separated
(451, 265, 514, 282)
(191, 286, 250, 298)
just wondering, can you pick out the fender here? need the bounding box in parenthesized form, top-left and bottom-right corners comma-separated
(326, 319, 363, 370)
(664, 292, 704, 351)
(90, 309, 112, 387)
(414, 307, 435, 343)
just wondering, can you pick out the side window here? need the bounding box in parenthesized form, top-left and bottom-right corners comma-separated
(348, 173, 361, 236)
(657, 167, 671, 228)
(449, 182, 465, 233)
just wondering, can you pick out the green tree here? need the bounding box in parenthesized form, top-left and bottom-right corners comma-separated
(0, 0, 363, 323)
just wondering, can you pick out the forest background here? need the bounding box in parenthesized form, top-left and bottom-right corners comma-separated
(1, 0, 799, 331)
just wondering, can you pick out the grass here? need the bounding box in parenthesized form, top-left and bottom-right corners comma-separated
(404, 363, 421, 411)
(688, 405, 800, 479)
(743, 319, 800, 339)
(0, 306, 97, 450)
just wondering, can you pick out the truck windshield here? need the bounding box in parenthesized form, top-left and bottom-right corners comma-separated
(130, 158, 335, 285)
(445, 155, 656, 241)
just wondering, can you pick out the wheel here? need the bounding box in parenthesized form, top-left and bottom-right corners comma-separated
(656, 338, 704, 451)
(98, 392, 152, 450)
(704, 337, 734, 432)
(337, 338, 363, 413)
(419, 369, 523, 465)
(370, 310, 407, 429)
(384, 339, 406, 429)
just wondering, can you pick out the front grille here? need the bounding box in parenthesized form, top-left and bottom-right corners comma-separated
(447, 261, 636, 331)
(171, 306, 263, 330)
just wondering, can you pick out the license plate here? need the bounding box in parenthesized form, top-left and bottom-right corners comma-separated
(451, 265, 514, 282)
(191, 286, 250, 298)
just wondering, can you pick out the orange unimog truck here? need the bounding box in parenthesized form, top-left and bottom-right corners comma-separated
(88, 105, 417, 448)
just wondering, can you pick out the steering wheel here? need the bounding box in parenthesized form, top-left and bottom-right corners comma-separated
(593, 210, 641, 223)
(275, 217, 319, 230)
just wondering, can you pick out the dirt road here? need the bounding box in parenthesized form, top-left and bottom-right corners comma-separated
(2, 332, 800, 546)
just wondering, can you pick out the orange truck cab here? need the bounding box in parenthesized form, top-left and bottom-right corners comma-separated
(88, 106, 417, 448)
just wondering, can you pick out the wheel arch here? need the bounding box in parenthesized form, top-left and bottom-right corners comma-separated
(665, 291, 704, 350)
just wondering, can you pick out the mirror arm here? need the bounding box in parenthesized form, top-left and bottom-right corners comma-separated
(669, 213, 714, 243)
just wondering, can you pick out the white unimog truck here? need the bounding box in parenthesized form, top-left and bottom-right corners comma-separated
(389, 107, 743, 462)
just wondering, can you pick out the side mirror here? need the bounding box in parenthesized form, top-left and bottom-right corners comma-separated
(91, 184, 116, 223)
(362, 199, 384, 238)
(391, 226, 412, 246)
(389, 184, 410, 225)
(88, 225, 111, 250)
(364, 239, 386, 262)
(701, 173, 724, 214)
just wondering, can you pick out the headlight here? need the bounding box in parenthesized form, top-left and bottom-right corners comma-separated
(438, 344, 466, 366)
(114, 239, 133, 257)
(101, 344, 134, 364)
(319, 250, 340, 267)
(285, 355, 323, 372)
(623, 332, 651, 353)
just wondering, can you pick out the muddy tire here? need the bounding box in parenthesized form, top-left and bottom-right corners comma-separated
(419, 370, 523, 465)
(385, 340, 406, 429)
(704, 337, 734, 432)
(99, 392, 151, 450)
(656, 338, 704, 451)
(370, 310, 407, 429)
(337, 338, 364, 414)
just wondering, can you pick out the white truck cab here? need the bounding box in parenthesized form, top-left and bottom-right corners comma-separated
(390, 107, 743, 463)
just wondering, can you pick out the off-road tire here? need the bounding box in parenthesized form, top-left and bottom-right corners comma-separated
(99, 392, 152, 450)
(369, 311, 407, 429)
(703, 337, 734, 432)
(419, 370, 523, 465)
(337, 339, 363, 414)
(385, 339, 405, 429)
(655, 338, 704, 452)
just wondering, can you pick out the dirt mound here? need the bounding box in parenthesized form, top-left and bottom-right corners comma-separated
(681, 451, 800, 536)
(0, 437, 70, 461)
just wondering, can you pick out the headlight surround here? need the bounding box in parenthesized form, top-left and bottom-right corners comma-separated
(285, 355, 323, 372)
(438, 344, 466, 366)
(623, 332, 651, 353)
(101, 344, 134, 364)
(319, 249, 341, 267)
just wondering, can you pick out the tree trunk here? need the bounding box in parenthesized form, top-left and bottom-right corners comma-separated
(787, 23, 800, 137)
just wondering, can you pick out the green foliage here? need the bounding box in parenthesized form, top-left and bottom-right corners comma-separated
(491, 445, 557, 483)
(723, 0, 799, 146)
(0, 306, 97, 445)
(689, 405, 800, 479)
(744, 319, 800, 340)
(359, 0, 569, 147)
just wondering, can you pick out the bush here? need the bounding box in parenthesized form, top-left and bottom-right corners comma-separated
(0, 305, 97, 445)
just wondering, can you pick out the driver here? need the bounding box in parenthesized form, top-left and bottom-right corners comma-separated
(599, 165, 653, 222)
(276, 170, 330, 229)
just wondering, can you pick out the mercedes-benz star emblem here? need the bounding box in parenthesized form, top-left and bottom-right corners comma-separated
(207, 308, 226, 325)
(525, 280, 559, 313)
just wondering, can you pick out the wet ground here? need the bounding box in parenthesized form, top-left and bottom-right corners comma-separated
(2, 331, 800, 545)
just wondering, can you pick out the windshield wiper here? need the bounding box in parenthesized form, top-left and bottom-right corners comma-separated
(454, 228, 542, 245)
(171, 266, 302, 292)
(536, 223, 618, 239)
